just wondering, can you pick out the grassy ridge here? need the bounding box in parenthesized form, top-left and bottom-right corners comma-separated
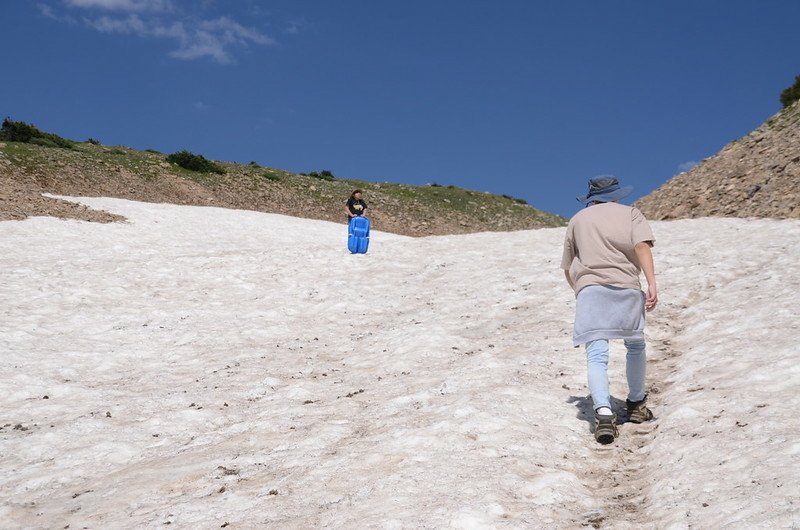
(0, 132, 566, 234)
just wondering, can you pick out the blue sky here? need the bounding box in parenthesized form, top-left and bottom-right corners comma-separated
(2, 1, 799, 217)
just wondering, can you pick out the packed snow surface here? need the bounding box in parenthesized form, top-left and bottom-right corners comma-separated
(1, 197, 798, 529)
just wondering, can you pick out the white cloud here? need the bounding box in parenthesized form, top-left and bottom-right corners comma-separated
(678, 160, 699, 172)
(171, 33, 230, 63)
(38, 3, 78, 23)
(39, 3, 57, 18)
(284, 18, 305, 35)
(43, 0, 276, 63)
(87, 14, 147, 33)
(199, 16, 274, 46)
(86, 13, 183, 38)
(82, 12, 273, 63)
(64, 0, 173, 12)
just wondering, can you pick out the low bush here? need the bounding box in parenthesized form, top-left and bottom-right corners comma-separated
(87, 138, 101, 145)
(263, 172, 281, 181)
(780, 74, 800, 108)
(0, 117, 74, 148)
(166, 150, 226, 174)
(502, 194, 528, 205)
(307, 169, 336, 181)
(29, 137, 61, 148)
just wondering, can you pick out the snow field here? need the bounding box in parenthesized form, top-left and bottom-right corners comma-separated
(1, 197, 798, 529)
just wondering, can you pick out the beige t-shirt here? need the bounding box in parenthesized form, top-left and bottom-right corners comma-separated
(561, 202, 654, 294)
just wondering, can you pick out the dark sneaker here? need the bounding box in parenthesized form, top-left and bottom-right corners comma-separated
(626, 396, 654, 423)
(594, 413, 617, 444)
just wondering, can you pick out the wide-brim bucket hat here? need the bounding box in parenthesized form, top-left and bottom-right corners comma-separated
(576, 175, 633, 204)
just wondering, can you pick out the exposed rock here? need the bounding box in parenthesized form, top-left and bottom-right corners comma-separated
(635, 100, 800, 220)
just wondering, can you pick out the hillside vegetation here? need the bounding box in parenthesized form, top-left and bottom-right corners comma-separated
(0, 121, 564, 235)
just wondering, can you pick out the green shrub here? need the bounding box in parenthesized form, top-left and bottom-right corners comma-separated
(307, 169, 335, 181)
(29, 137, 61, 148)
(145, 148, 162, 154)
(166, 150, 226, 174)
(87, 138, 101, 145)
(0, 118, 38, 142)
(0, 117, 73, 148)
(780, 75, 800, 108)
(502, 193, 529, 205)
(263, 172, 281, 181)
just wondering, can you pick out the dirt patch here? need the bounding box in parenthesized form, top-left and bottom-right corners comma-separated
(0, 185, 123, 223)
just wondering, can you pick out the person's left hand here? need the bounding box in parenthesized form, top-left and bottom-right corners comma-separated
(644, 284, 658, 312)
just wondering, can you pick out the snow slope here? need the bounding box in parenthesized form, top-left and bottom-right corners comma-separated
(1, 197, 798, 529)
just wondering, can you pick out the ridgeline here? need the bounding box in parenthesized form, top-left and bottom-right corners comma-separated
(0, 122, 565, 236)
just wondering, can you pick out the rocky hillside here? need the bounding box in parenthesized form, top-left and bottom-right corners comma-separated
(0, 139, 565, 236)
(635, 100, 800, 219)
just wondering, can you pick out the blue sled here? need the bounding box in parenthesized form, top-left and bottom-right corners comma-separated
(348, 216, 370, 254)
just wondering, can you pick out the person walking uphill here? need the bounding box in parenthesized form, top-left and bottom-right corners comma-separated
(561, 176, 658, 445)
(345, 189, 368, 221)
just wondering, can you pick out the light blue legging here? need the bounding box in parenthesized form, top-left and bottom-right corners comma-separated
(585, 338, 646, 412)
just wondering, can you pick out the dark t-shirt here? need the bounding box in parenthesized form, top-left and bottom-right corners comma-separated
(346, 198, 368, 216)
